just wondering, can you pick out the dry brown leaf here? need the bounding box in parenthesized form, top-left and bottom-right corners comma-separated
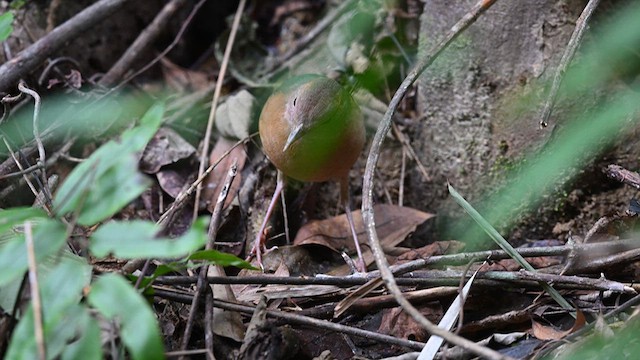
(378, 304, 442, 343)
(396, 240, 465, 262)
(208, 265, 246, 342)
(202, 137, 247, 211)
(334, 278, 383, 318)
(140, 127, 196, 174)
(156, 168, 190, 199)
(531, 309, 586, 340)
(294, 204, 434, 253)
(160, 57, 210, 92)
(233, 251, 292, 304)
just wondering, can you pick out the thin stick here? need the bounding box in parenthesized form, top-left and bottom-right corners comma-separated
(399, 145, 406, 207)
(156, 291, 426, 351)
(18, 81, 52, 208)
(193, 0, 247, 222)
(99, 0, 188, 87)
(605, 164, 640, 190)
(2, 138, 45, 211)
(341, 176, 365, 272)
(391, 123, 431, 181)
(24, 221, 46, 360)
(156, 135, 251, 228)
(250, 172, 285, 270)
(535, 292, 640, 358)
(360, 1, 508, 358)
(180, 160, 237, 352)
(153, 269, 632, 293)
(538, 0, 602, 128)
(272, 0, 355, 68)
(0, 163, 43, 180)
(0, 0, 131, 92)
(117, 0, 207, 91)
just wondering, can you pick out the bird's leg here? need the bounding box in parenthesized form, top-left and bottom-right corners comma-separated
(279, 171, 291, 245)
(250, 170, 285, 270)
(340, 176, 366, 272)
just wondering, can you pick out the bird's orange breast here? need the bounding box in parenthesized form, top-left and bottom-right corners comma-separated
(259, 77, 365, 183)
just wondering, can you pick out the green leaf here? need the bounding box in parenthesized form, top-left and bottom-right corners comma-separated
(0, 219, 67, 287)
(9, 0, 25, 10)
(0, 207, 47, 235)
(79, 154, 151, 225)
(88, 274, 165, 360)
(60, 312, 101, 360)
(448, 184, 574, 312)
(5, 256, 92, 360)
(188, 249, 256, 269)
(0, 12, 13, 42)
(90, 217, 209, 259)
(53, 103, 164, 225)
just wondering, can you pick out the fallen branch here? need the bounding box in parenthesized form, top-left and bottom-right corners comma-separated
(0, 0, 131, 92)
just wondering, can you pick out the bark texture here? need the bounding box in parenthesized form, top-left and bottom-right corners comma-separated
(412, 0, 584, 215)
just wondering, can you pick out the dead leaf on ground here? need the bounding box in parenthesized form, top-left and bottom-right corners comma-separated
(202, 137, 247, 211)
(157, 168, 191, 199)
(531, 309, 586, 340)
(378, 304, 441, 343)
(215, 90, 255, 140)
(481, 256, 563, 272)
(294, 204, 434, 254)
(396, 240, 465, 262)
(208, 265, 246, 342)
(140, 127, 196, 174)
(160, 57, 211, 92)
(234, 256, 291, 304)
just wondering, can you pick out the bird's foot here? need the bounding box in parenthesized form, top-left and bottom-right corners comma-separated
(341, 252, 367, 274)
(248, 233, 280, 272)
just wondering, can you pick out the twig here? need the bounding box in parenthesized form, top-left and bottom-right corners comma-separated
(156, 135, 251, 229)
(390, 238, 640, 279)
(24, 221, 46, 360)
(37, 57, 81, 88)
(360, 0, 511, 358)
(539, 0, 602, 128)
(604, 164, 640, 190)
(153, 238, 640, 285)
(155, 290, 426, 351)
(566, 246, 640, 275)
(399, 145, 406, 206)
(98, 0, 189, 87)
(0, 163, 44, 180)
(535, 292, 640, 359)
(477, 270, 631, 292)
(193, 0, 247, 222)
(204, 291, 214, 359)
(582, 216, 613, 243)
(154, 269, 632, 293)
(1, 92, 24, 123)
(166, 349, 212, 358)
(203, 160, 237, 359)
(0, 140, 73, 207)
(2, 138, 49, 214)
(17, 81, 52, 208)
(0, 0, 131, 92)
(106, 0, 207, 93)
(459, 309, 531, 335)
(180, 160, 237, 353)
(391, 123, 431, 182)
(272, 0, 355, 68)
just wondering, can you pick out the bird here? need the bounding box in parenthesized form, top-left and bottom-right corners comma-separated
(252, 74, 366, 271)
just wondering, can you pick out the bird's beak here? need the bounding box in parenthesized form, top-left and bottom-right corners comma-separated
(283, 123, 304, 152)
